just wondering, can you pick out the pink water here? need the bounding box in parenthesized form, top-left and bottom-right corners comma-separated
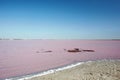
(0, 40, 120, 79)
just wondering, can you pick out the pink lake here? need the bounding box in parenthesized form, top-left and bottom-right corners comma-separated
(0, 40, 120, 79)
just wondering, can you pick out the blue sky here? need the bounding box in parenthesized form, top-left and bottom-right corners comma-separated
(0, 0, 120, 39)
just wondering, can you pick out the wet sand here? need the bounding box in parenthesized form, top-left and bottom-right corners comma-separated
(29, 59, 120, 80)
(0, 40, 120, 79)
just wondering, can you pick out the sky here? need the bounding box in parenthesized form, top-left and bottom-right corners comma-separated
(0, 0, 120, 39)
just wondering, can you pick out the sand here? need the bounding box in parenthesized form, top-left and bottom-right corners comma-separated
(29, 60, 120, 80)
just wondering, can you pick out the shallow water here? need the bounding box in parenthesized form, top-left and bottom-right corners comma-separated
(0, 40, 120, 79)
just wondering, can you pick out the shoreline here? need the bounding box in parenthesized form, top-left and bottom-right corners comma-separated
(29, 59, 120, 80)
(5, 59, 120, 80)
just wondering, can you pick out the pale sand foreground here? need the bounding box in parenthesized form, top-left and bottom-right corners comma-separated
(29, 60, 120, 80)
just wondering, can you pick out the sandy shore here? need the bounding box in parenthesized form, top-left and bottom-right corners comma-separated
(29, 59, 120, 80)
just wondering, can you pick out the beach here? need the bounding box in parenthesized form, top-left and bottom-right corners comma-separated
(29, 59, 120, 80)
(0, 40, 120, 79)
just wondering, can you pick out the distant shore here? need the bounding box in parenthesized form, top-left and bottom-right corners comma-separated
(28, 59, 120, 80)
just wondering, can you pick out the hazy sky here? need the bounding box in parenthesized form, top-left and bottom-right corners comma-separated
(0, 0, 120, 39)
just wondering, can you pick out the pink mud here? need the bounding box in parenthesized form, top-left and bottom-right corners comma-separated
(0, 40, 120, 79)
